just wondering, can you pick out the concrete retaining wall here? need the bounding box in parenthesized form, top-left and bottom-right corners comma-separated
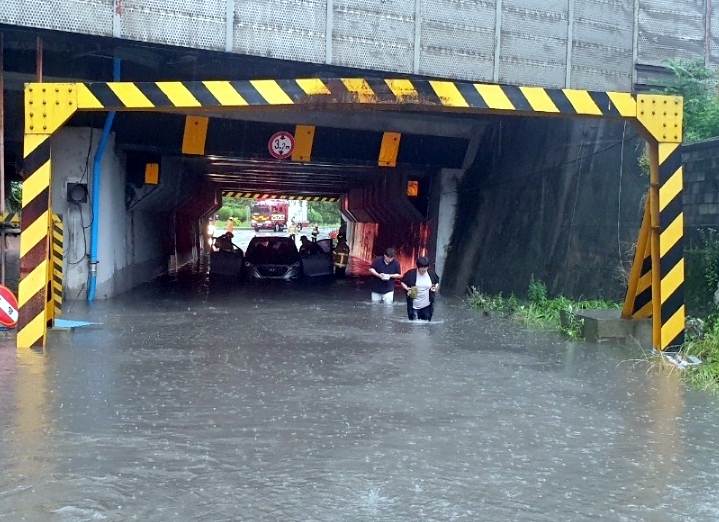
(442, 116, 647, 301)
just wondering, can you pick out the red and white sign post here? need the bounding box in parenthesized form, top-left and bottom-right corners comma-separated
(0, 284, 19, 329)
(268, 131, 295, 159)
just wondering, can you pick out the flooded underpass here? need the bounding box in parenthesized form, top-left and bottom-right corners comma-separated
(1, 273, 719, 521)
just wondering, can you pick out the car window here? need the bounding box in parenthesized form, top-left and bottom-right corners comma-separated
(317, 239, 332, 254)
(247, 237, 298, 261)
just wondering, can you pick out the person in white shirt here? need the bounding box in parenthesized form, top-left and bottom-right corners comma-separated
(400, 256, 440, 321)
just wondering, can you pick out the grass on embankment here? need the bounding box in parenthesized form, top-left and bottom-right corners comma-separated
(465, 278, 621, 340)
(680, 317, 719, 393)
(466, 279, 719, 394)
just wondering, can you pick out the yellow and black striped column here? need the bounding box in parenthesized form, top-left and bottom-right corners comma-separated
(652, 141, 685, 350)
(18, 134, 53, 347)
(18, 84, 77, 348)
(50, 215, 64, 321)
(626, 95, 685, 351)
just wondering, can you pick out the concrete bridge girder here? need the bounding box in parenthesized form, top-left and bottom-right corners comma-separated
(18, 78, 684, 354)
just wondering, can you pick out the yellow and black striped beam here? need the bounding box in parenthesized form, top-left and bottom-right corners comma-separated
(69, 79, 638, 118)
(222, 192, 338, 202)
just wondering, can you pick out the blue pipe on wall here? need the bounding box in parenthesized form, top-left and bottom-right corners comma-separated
(88, 57, 121, 302)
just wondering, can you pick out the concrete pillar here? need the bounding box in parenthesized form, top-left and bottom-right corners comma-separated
(435, 168, 464, 279)
(50, 128, 126, 300)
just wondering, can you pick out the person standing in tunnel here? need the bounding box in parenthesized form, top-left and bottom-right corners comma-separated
(369, 247, 402, 303)
(288, 218, 298, 243)
(311, 223, 320, 242)
(400, 256, 440, 321)
(333, 233, 350, 277)
(226, 217, 235, 235)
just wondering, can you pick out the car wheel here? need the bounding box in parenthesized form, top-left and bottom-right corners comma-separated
(274, 224, 280, 232)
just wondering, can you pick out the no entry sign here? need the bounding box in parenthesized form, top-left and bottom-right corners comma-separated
(268, 131, 294, 159)
(0, 284, 19, 329)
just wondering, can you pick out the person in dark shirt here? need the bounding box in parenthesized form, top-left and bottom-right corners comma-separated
(400, 256, 440, 321)
(368, 247, 402, 303)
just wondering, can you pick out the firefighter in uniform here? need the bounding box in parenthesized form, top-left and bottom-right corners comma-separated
(333, 234, 350, 277)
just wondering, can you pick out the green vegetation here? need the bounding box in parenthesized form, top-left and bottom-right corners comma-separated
(681, 228, 719, 392)
(216, 197, 341, 227)
(681, 314, 719, 393)
(217, 197, 253, 224)
(685, 228, 719, 315)
(307, 200, 341, 226)
(655, 59, 719, 143)
(7, 182, 22, 213)
(466, 277, 620, 340)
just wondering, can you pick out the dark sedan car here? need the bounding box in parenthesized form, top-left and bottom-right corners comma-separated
(244, 236, 302, 280)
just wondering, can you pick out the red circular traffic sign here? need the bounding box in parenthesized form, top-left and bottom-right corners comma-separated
(268, 131, 295, 159)
(0, 284, 19, 329)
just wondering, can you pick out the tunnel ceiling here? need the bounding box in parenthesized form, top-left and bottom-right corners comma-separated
(108, 110, 473, 197)
(2, 25, 486, 197)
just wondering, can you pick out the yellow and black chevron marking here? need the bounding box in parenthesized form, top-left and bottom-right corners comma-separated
(51, 215, 63, 320)
(223, 192, 338, 202)
(0, 212, 21, 227)
(71, 79, 637, 118)
(18, 134, 52, 348)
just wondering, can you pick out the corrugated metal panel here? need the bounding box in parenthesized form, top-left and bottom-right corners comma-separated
(1, 0, 112, 37)
(333, 0, 415, 73)
(638, 0, 705, 66)
(122, 0, 225, 50)
(235, 0, 326, 62)
(571, 0, 633, 91)
(711, 3, 719, 64)
(498, 0, 569, 87)
(418, 0, 495, 81)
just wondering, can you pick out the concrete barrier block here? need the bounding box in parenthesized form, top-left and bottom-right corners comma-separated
(576, 309, 632, 343)
(629, 318, 653, 351)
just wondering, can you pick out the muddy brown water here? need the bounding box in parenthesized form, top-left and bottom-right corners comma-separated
(1, 272, 719, 521)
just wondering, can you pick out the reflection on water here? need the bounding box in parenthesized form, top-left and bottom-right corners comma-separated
(1, 275, 719, 521)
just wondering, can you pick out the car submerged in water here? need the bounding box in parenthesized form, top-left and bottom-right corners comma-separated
(299, 238, 334, 277)
(209, 232, 244, 278)
(244, 236, 302, 280)
(244, 236, 335, 280)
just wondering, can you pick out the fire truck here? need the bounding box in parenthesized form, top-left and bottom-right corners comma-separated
(250, 199, 309, 232)
(250, 199, 289, 231)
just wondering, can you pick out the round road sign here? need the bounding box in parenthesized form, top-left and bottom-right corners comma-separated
(268, 131, 295, 159)
(0, 284, 19, 329)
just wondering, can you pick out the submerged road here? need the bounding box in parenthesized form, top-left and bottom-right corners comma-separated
(1, 273, 719, 521)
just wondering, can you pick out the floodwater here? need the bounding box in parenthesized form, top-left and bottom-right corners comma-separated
(1, 272, 719, 521)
